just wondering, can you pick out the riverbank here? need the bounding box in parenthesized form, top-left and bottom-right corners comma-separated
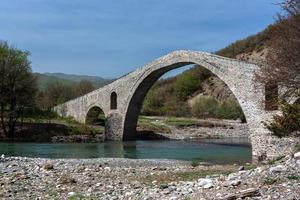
(0, 153, 299, 199)
(0, 121, 104, 143)
(0, 116, 248, 143)
(138, 116, 249, 140)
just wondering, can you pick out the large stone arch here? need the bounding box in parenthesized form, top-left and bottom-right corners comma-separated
(54, 50, 299, 161)
(122, 51, 263, 140)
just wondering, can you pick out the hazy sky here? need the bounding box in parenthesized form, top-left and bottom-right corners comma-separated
(0, 0, 278, 78)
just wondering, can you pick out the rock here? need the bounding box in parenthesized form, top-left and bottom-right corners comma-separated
(238, 166, 244, 171)
(294, 152, 300, 160)
(198, 178, 212, 187)
(68, 192, 75, 196)
(237, 188, 260, 198)
(230, 180, 241, 186)
(159, 184, 168, 189)
(270, 165, 285, 173)
(203, 183, 214, 189)
(43, 162, 54, 170)
(227, 174, 239, 181)
(221, 188, 260, 200)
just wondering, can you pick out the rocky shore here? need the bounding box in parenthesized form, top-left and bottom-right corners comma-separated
(0, 152, 299, 199)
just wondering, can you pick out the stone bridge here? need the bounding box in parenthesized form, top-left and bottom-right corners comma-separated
(54, 50, 298, 160)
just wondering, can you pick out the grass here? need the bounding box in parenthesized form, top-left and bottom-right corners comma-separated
(138, 116, 171, 134)
(244, 163, 257, 170)
(296, 143, 300, 152)
(267, 156, 285, 165)
(68, 192, 85, 200)
(165, 117, 197, 127)
(191, 160, 200, 167)
(287, 175, 300, 181)
(263, 178, 277, 185)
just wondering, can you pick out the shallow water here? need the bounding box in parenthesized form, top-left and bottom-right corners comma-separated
(0, 138, 251, 164)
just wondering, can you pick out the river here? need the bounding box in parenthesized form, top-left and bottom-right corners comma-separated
(0, 137, 251, 164)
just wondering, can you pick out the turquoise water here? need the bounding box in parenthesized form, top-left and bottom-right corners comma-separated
(0, 138, 251, 164)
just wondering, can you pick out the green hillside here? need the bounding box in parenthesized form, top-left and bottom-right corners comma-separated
(35, 73, 113, 90)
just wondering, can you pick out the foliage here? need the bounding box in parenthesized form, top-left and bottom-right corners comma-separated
(164, 98, 191, 117)
(191, 160, 199, 167)
(216, 99, 245, 121)
(141, 89, 166, 116)
(265, 103, 300, 138)
(35, 80, 95, 109)
(191, 96, 218, 118)
(175, 71, 199, 101)
(75, 80, 95, 97)
(0, 41, 37, 138)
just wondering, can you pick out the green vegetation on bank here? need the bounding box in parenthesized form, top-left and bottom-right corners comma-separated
(23, 108, 103, 135)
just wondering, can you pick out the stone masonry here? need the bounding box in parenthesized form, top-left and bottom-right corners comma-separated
(53, 50, 299, 161)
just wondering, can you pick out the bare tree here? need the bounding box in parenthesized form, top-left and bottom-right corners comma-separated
(256, 0, 300, 100)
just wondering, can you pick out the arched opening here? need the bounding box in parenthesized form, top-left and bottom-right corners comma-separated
(85, 106, 105, 134)
(111, 92, 117, 110)
(123, 62, 249, 142)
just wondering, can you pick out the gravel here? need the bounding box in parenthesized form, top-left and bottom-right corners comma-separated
(0, 152, 299, 199)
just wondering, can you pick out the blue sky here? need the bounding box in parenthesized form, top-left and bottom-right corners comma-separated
(0, 0, 278, 78)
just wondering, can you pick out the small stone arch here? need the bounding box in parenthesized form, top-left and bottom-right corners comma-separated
(111, 92, 117, 110)
(85, 106, 106, 126)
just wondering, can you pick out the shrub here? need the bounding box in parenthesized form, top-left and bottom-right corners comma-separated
(216, 99, 245, 121)
(164, 98, 191, 117)
(191, 160, 199, 167)
(192, 96, 218, 118)
(141, 89, 165, 116)
(265, 103, 300, 138)
(175, 72, 199, 101)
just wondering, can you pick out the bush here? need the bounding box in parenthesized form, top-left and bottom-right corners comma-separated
(216, 99, 245, 121)
(175, 72, 199, 101)
(265, 103, 300, 138)
(192, 96, 218, 118)
(141, 89, 165, 116)
(164, 98, 191, 117)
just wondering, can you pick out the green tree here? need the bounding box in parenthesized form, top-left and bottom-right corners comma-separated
(141, 89, 165, 116)
(0, 41, 37, 138)
(175, 72, 198, 100)
(265, 103, 300, 138)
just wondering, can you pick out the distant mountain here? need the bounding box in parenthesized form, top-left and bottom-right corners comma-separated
(34, 73, 114, 90)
